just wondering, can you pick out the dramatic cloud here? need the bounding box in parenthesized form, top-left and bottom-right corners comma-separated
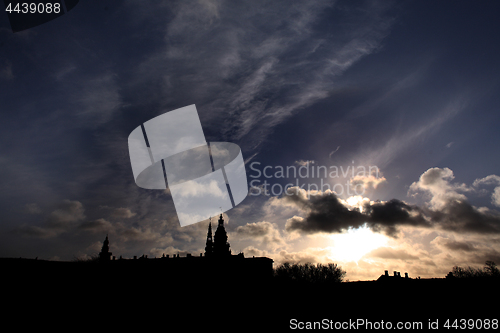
(15, 200, 172, 249)
(234, 221, 286, 250)
(16, 200, 86, 238)
(473, 174, 500, 207)
(109, 207, 137, 219)
(349, 173, 387, 190)
(410, 168, 500, 234)
(429, 234, 500, 267)
(281, 167, 500, 237)
(242, 246, 333, 266)
(473, 174, 500, 187)
(494, 188, 500, 207)
(426, 199, 500, 234)
(365, 199, 428, 235)
(432, 237, 476, 252)
(42, 200, 85, 229)
(408, 167, 471, 209)
(282, 187, 428, 237)
(99, 206, 137, 219)
(240, 225, 500, 281)
(78, 218, 113, 233)
(2, 0, 500, 283)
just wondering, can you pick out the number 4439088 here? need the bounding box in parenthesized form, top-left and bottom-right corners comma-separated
(444, 319, 498, 330)
(5, 2, 61, 14)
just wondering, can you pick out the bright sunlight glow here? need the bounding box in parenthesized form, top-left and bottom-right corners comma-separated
(343, 195, 371, 213)
(328, 224, 388, 262)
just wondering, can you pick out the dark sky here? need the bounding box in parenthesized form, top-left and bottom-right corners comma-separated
(1, 0, 500, 280)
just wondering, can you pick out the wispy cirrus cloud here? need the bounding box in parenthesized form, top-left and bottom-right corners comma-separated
(74, 73, 123, 127)
(357, 97, 469, 169)
(128, 0, 396, 151)
(0, 60, 14, 80)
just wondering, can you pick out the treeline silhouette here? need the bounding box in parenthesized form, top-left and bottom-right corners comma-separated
(274, 262, 346, 284)
(447, 260, 500, 279)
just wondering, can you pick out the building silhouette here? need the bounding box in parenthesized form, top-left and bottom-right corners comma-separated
(377, 270, 410, 282)
(89, 214, 274, 284)
(99, 234, 112, 261)
(206, 214, 231, 257)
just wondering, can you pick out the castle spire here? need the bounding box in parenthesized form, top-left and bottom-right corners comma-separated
(99, 234, 112, 261)
(205, 217, 213, 257)
(213, 214, 231, 257)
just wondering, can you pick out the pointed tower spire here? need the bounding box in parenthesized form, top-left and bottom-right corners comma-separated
(205, 217, 213, 257)
(213, 214, 231, 257)
(99, 234, 112, 261)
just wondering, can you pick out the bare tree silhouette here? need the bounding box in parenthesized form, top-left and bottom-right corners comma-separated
(484, 260, 500, 277)
(274, 262, 346, 284)
(448, 261, 500, 280)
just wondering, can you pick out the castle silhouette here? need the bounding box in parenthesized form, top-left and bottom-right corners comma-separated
(96, 214, 273, 284)
(204, 214, 231, 257)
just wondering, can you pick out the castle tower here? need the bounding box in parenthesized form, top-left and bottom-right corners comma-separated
(213, 214, 231, 257)
(205, 219, 213, 257)
(99, 234, 112, 261)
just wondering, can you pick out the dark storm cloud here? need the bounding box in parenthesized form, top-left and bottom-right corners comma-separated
(427, 200, 500, 234)
(366, 199, 428, 232)
(441, 239, 476, 252)
(408, 167, 500, 234)
(283, 169, 500, 236)
(285, 192, 367, 232)
(283, 189, 429, 236)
